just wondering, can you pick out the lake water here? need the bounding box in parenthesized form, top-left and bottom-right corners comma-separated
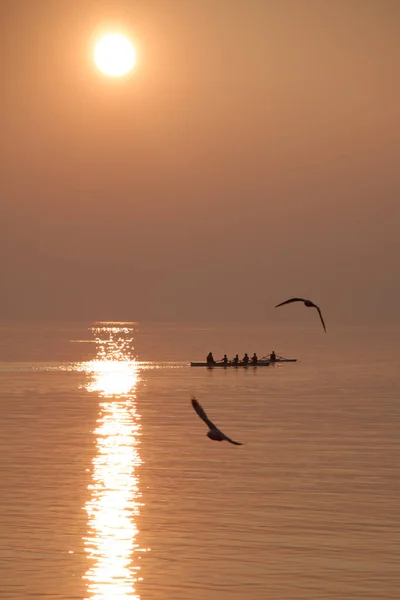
(0, 321, 399, 599)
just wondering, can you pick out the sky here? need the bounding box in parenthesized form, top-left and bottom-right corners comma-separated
(1, 0, 399, 323)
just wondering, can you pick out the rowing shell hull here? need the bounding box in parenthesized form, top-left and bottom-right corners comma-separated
(269, 358, 297, 363)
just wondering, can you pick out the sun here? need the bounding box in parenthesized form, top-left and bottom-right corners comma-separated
(94, 34, 136, 77)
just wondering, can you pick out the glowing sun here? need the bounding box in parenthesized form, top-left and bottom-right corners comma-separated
(94, 34, 136, 77)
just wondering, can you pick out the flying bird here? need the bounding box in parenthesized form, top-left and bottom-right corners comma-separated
(191, 396, 243, 445)
(275, 297, 327, 332)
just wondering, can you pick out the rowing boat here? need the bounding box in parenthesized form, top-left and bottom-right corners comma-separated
(190, 361, 270, 367)
(190, 357, 297, 367)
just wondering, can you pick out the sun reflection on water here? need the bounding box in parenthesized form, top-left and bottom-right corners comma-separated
(81, 324, 144, 600)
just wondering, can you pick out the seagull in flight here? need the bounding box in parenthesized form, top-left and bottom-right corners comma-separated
(191, 396, 243, 445)
(275, 297, 327, 332)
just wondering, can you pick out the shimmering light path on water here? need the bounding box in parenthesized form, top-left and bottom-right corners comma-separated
(80, 325, 145, 599)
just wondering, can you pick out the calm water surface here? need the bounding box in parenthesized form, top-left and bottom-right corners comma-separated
(0, 321, 399, 599)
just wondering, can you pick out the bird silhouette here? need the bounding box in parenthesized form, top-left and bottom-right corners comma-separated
(191, 396, 243, 445)
(275, 297, 327, 332)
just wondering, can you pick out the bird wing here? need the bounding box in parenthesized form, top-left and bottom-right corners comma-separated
(221, 432, 243, 445)
(191, 397, 217, 430)
(315, 305, 327, 332)
(275, 297, 305, 307)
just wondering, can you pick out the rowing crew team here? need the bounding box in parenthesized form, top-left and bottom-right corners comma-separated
(206, 351, 277, 366)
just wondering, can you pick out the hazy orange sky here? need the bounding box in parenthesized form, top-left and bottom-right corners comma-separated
(1, 0, 399, 323)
